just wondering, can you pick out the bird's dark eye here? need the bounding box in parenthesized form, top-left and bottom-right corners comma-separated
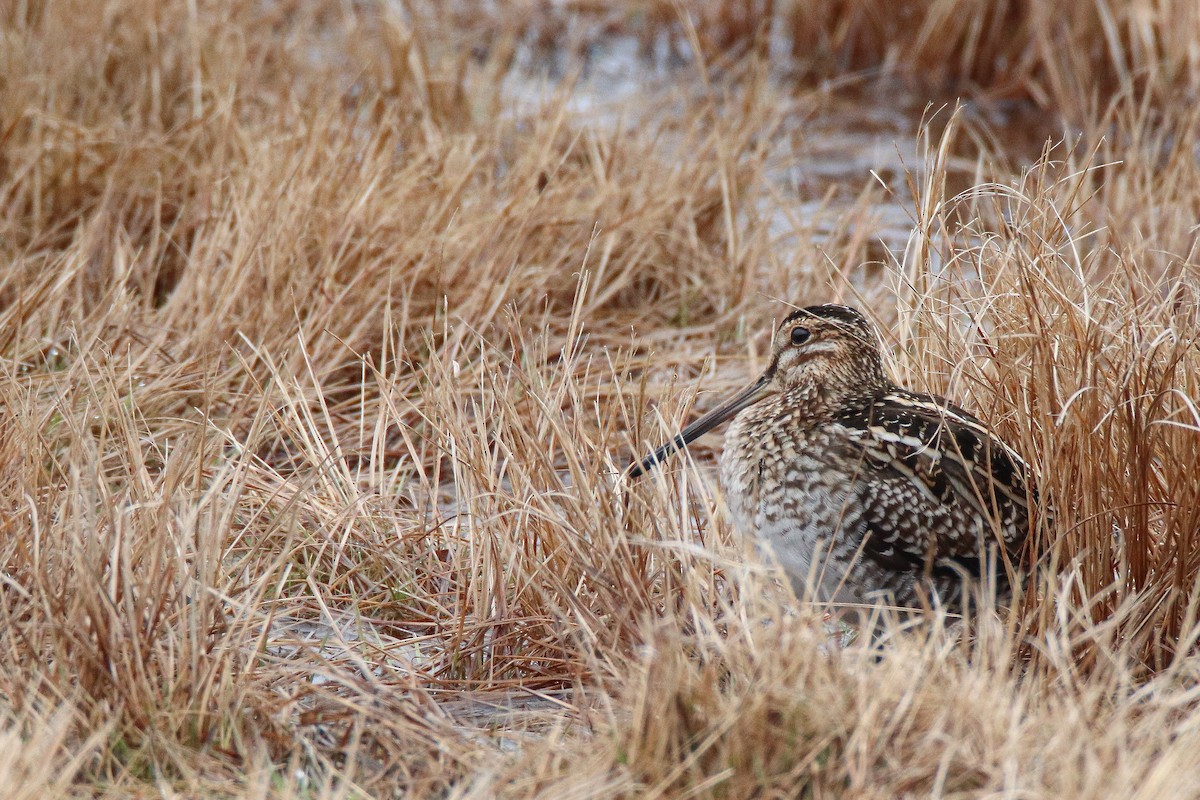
(790, 326, 811, 346)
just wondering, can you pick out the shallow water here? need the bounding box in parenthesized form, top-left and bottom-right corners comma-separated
(497, 27, 1059, 312)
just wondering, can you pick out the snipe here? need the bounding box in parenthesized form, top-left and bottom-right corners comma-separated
(629, 304, 1036, 613)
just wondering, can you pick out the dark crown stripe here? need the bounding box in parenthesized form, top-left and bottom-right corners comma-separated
(782, 304, 869, 330)
(804, 304, 866, 326)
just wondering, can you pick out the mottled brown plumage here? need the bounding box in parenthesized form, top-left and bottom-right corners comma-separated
(629, 304, 1035, 612)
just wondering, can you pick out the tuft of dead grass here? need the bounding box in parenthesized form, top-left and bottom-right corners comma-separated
(2, 1, 1200, 797)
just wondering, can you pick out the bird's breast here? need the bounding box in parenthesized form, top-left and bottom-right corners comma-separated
(719, 411, 765, 534)
(719, 405, 828, 536)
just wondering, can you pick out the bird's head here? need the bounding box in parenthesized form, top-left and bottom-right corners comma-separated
(628, 304, 888, 477)
(766, 304, 887, 398)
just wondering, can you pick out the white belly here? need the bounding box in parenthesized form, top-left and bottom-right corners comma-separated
(719, 415, 869, 604)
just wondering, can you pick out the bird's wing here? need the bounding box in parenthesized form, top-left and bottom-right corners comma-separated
(827, 391, 1033, 578)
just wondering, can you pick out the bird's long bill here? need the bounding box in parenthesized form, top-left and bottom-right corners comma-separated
(627, 373, 773, 478)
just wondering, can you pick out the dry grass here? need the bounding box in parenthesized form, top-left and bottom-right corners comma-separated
(2, 1, 1200, 797)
